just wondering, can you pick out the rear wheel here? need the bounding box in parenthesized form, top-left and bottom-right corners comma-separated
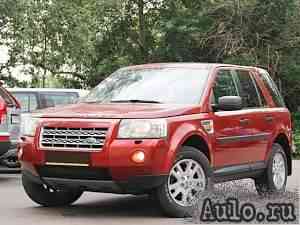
(22, 173, 83, 207)
(155, 146, 211, 217)
(255, 143, 288, 195)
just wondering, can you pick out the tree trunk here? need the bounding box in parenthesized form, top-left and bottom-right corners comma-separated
(137, 0, 148, 61)
(42, 19, 47, 88)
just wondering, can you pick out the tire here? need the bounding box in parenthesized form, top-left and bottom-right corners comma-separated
(155, 146, 212, 218)
(22, 173, 83, 207)
(255, 143, 288, 196)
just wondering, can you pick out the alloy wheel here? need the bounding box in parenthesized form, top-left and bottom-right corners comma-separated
(272, 152, 286, 190)
(167, 159, 206, 207)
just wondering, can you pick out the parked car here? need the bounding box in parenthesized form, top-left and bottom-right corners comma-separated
(8, 88, 88, 113)
(19, 63, 292, 217)
(0, 84, 21, 171)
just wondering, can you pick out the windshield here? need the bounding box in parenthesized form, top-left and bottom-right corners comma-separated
(82, 68, 210, 104)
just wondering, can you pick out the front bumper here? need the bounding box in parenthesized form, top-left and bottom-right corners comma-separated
(20, 133, 172, 179)
(23, 168, 167, 194)
(20, 133, 171, 193)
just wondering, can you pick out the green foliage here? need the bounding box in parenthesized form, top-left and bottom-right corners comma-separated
(292, 113, 300, 157)
(0, 0, 300, 110)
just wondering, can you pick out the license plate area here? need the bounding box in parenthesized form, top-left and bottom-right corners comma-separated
(45, 151, 90, 167)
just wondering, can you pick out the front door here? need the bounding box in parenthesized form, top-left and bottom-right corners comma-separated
(212, 68, 268, 168)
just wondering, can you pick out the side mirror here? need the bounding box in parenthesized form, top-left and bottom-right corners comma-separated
(217, 96, 242, 111)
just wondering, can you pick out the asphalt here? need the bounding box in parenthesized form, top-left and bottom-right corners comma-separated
(0, 161, 299, 225)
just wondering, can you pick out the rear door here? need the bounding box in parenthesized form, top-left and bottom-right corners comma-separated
(233, 69, 270, 164)
(0, 87, 21, 145)
(253, 69, 289, 158)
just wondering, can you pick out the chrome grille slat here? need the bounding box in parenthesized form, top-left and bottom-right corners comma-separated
(42, 133, 106, 137)
(42, 129, 107, 136)
(41, 138, 105, 145)
(40, 127, 108, 151)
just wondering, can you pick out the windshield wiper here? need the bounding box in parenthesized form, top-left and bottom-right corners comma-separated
(110, 99, 162, 104)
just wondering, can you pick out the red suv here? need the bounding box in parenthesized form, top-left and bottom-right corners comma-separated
(19, 64, 292, 217)
(0, 84, 20, 170)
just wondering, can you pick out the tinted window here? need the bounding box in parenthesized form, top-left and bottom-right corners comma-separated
(213, 70, 238, 104)
(235, 70, 261, 108)
(252, 76, 268, 107)
(257, 69, 285, 107)
(13, 93, 38, 112)
(40, 92, 78, 108)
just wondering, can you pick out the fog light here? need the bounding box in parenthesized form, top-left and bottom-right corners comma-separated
(131, 151, 145, 163)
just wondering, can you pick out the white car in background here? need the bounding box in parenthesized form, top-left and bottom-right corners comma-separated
(8, 88, 89, 113)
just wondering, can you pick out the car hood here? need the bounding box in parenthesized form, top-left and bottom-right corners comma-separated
(33, 103, 201, 119)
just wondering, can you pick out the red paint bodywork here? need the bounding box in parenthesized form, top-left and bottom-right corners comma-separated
(0, 86, 20, 135)
(20, 63, 292, 181)
(0, 85, 21, 117)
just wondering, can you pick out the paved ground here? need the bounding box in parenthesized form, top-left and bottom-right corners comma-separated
(0, 161, 299, 225)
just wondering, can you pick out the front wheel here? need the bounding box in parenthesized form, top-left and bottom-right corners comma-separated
(155, 146, 212, 217)
(255, 143, 288, 195)
(22, 173, 83, 207)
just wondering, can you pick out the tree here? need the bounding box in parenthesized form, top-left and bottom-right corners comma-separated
(1, 0, 300, 110)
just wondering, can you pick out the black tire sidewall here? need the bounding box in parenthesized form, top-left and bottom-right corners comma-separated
(255, 143, 288, 194)
(156, 146, 212, 217)
(266, 143, 288, 192)
(22, 173, 82, 207)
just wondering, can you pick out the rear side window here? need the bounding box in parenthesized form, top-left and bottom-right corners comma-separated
(213, 70, 239, 103)
(252, 78, 268, 107)
(234, 70, 261, 108)
(257, 69, 285, 107)
(13, 93, 38, 112)
(40, 92, 78, 108)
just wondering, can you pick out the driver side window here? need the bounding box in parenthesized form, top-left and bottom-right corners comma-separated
(212, 70, 239, 105)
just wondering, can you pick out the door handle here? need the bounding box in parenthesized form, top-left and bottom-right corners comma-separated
(240, 118, 250, 126)
(265, 115, 274, 123)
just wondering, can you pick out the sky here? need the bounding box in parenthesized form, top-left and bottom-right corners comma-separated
(0, 45, 30, 83)
(0, 46, 9, 64)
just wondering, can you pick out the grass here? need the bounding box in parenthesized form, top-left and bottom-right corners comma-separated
(292, 113, 300, 159)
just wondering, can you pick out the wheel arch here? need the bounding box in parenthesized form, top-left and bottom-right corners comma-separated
(274, 133, 292, 175)
(181, 135, 211, 163)
(162, 121, 213, 174)
(166, 132, 212, 172)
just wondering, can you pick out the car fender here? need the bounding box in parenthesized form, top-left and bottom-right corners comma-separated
(265, 122, 292, 162)
(161, 122, 212, 173)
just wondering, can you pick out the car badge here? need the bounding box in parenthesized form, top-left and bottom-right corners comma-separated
(85, 137, 98, 144)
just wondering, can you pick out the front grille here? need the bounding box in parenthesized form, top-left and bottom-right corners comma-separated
(36, 166, 112, 180)
(40, 127, 108, 151)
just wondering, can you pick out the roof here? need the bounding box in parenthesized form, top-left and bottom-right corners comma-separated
(7, 88, 86, 93)
(122, 63, 258, 71)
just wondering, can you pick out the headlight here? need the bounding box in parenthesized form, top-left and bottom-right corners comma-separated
(118, 119, 167, 139)
(20, 114, 40, 136)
